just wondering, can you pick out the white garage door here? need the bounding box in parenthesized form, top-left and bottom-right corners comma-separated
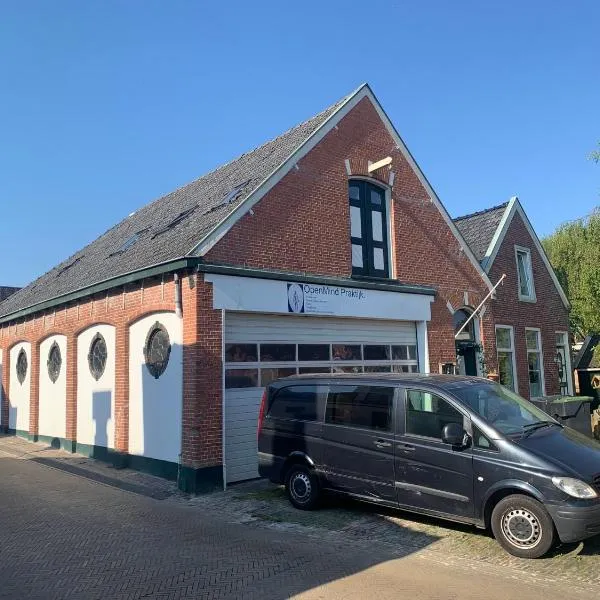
(223, 312, 419, 484)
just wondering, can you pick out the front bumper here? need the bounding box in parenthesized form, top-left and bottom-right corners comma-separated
(547, 501, 600, 543)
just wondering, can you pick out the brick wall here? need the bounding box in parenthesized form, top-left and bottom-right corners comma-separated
(487, 211, 570, 398)
(207, 96, 491, 371)
(0, 275, 219, 469)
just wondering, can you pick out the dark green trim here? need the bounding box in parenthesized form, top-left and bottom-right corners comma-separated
(128, 454, 179, 481)
(178, 465, 223, 494)
(7, 428, 33, 441)
(75, 443, 128, 468)
(34, 434, 74, 453)
(0, 258, 196, 324)
(197, 262, 437, 296)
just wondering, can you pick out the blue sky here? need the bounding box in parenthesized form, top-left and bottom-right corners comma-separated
(1, 1, 598, 287)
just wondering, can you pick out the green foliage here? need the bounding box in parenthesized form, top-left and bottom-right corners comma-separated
(591, 143, 600, 164)
(542, 209, 600, 338)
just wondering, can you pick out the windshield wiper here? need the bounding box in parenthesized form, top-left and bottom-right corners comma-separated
(521, 421, 562, 436)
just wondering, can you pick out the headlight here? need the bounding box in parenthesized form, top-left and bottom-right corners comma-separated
(552, 477, 598, 499)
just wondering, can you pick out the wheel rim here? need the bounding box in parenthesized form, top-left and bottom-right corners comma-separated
(501, 508, 542, 549)
(290, 472, 311, 504)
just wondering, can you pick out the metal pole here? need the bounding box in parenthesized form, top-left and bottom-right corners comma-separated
(455, 274, 506, 339)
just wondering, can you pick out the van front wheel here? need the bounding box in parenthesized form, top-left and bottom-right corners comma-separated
(491, 494, 556, 558)
(285, 465, 320, 510)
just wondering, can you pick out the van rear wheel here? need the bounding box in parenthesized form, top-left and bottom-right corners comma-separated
(491, 494, 556, 559)
(285, 465, 320, 510)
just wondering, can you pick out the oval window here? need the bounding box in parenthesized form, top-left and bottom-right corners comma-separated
(16, 349, 28, 385)
(144, 322, 171, 379)
(47, 342, 62, 383)
(88, 333, 108, 381)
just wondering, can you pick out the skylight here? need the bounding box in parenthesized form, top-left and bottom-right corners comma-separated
(57, 256, 83, 277)
(109, 228, 149, 256)
(151, 206, 198, 239)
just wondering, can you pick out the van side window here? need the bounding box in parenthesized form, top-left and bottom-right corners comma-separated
(325, 385, 393, 431)
(268, 385, 318, 422)
(406, 390, 463, 440)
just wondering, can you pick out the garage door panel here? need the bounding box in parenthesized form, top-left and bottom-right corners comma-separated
(224, 312, 418, 484)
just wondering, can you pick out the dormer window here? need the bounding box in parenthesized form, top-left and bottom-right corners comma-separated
(515, 246, 536, 302)
(349, 180, 390, 278)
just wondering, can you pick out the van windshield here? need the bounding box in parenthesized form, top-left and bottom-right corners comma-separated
(450, 382, 555, 436)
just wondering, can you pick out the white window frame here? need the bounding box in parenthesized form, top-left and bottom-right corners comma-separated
(515, 245, 536, 302)
(555, 331, 573, 396)
(525, 327, 545, 398)
(495, 325, 518, 392)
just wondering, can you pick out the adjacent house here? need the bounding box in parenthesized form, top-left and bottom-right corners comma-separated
(455, 199, 572, 399)
(0, 84, 571, 492)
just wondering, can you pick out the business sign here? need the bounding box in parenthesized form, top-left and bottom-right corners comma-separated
(287, 282, 367, 315)
(205, 274, 433, 322)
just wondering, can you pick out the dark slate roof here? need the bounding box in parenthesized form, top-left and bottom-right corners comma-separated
(0, 93, 352, 319)
(0, 286, 20, 302)
(573, 334, 600, 370)
(453, 203, 508, 262)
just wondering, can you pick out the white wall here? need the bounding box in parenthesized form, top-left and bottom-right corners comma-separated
(77, 325, 116, 449)
(129, 312, 182, 464)
(38, 335, 67, 441)
(9, 342, 31, 434)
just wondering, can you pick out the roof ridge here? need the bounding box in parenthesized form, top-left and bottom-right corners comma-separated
(453, 202, 509, 222)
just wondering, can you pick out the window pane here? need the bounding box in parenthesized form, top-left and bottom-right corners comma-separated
(525, 330, 539, 350)
(528, 352, 540, 372)
(332, 344, 361, 360)
(225, 344, 258, 362)
(495, 328, 511, 350)
(268, 385, 318, 421)
(349, 184, 360, 201)
(352, 244, 363, 268)
(373, 247, 385, 271)
(298, 367, 331, 374)
(350, 206, 362, 238)
(332, 365, 363, 373)
(261, 367, 297, 387)
(370, 188, 383, 206)
(556, 332, 566, 346)
(392, 345, 408, 360)
(298, 344, 330, 361)
(411, 365, 419, 373)
(364, 345, 390, 360)
(225, 369, 259, 389)
(408, 345, 417, 360)
(372, 211, 383, 242)
(517, 252, 531, 296)
(498, 352, 515, 391)
(406, 390, 463, 439)
(364, 365, 391, 372)
(392, 364, 410, 373)
(326, 385, 393, 431)
(260, 344, 296, 362)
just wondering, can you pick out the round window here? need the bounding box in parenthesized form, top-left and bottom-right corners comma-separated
(47, 342, 62, 383)
(144, 322, 171, 379)
(16, 349, 28, 384)
(88, 333, 108, 381)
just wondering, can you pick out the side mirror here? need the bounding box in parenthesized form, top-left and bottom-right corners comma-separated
(442, 422, 468, 447)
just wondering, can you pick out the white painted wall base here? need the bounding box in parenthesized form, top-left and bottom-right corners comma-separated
(77, 325, 116, 449)
(129, 313, 183, 464)
(38, 335, 67, 440)
(9, 342, 31, 433)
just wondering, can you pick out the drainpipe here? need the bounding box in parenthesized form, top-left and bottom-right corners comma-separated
(174, 273, 182, 318)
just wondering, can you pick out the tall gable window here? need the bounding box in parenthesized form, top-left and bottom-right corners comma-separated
(515, 246, 536, 302)
(349, 180, 390, 278)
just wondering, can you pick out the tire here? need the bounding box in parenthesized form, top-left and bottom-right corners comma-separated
(490, 494, 556, 559)
(285, 464, 320, 510)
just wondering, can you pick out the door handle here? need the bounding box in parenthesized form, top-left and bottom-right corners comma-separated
(397, 443, 415, 452)
(373, 440, 392, 448)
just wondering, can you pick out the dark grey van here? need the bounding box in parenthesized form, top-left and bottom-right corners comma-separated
(257, 373, 600, 558)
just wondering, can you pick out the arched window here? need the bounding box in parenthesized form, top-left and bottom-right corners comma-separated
(453, 309, 475, 342)
(349, 180, 389, 278)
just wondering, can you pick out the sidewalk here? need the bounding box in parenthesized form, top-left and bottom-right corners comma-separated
(0, 433, 180, 500)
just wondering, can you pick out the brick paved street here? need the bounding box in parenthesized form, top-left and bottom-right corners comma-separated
(0, 437, 598, 599)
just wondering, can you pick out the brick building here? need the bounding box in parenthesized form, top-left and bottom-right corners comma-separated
(0, 84, 570, 492)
